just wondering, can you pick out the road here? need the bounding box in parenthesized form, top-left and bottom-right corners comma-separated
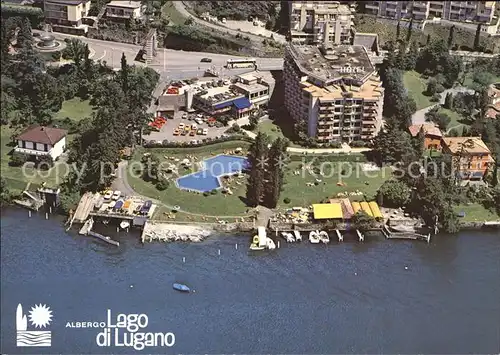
(45, 31, 283, 79)
(411, 86, 474, 125)
(174, 1, 286, 45)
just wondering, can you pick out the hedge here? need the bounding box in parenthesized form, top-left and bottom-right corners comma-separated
(288, 153, 368, 163)
(143, 135, 253, 148)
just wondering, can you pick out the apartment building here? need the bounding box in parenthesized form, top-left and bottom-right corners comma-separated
(364, 1, 497, 25)
(283, 43, 384, 144)
(288, 1, 353, 44)
(441, 137, 494, 180)
(44, 0, 91, 33)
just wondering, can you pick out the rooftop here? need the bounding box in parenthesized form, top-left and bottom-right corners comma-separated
(442, 137, 492, 155)
(301, 73, 383, 100)
(287, 43, 375, 85)
(106, 0, 142, 8)
(17, 125, 67, 145)
(44, 0, 89, 5)
(233, 81, 268, 93)
(408, 123, 443, 138)
(485, 102, 500, 119)
(312, 203, 343, 219)
(292, 1, 351, 15)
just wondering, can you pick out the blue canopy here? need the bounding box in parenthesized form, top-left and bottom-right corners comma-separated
(232, 97, 252, 110)
(471, 171, 483, 178)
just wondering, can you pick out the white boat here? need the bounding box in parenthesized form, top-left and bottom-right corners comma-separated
(266, 238, 276, 250)
(293, 231, 302, 241)
(281, 232, 295, 242)
(249, 243, 265, 251)
(309, 231, 320, 244)
(120, 220, 130, 229)
(319, 231, 330, 244)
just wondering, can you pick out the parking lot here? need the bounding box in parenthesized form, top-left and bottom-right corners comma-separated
(143, 110, 233, 144)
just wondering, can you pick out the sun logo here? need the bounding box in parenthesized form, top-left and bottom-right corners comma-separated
(16, 304, 52, 347)
(28, 304, 53, 329)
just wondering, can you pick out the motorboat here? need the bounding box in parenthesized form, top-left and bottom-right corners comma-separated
(173, 283, 190, 293)
(120, 220, 130, 229)
(309, 231, 320, 244)
(249, 242, 265, 251)
(319, 231, 330, 244)
(293, 231, 302, 242)
(266, 238, 276, 250)
(281, 232, 295, 243)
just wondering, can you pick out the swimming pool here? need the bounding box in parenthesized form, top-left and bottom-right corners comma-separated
(176, 155, 249, 193)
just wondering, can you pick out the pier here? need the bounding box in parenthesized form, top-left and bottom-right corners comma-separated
(382, 225, 431, 242)
(78, 217, 120, 246)
(141, 221, 212, 243)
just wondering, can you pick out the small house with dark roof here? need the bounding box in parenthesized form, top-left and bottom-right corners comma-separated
(15, 125, 67, 160)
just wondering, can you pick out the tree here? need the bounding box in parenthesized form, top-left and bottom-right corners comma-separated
(351, 211, 377, 231)
(263, 137, 289, 208)
(0, 176, 10, 204)
(372, 123, 416, 165)
(16, 17, 33, 49)
(380, 67, 417, 129)
(406, 17, 413, 43)
(426, 34, 431, 45)
(395, 41, 407, 70)
(447, 25, 455, 48)
(120, 53, 129, 94)
(185, 16, 194, 26)
(408, 177, 446, 227)
(377, 180, 411, 208)
(245, 132, 270, 207)
(405, 40, 419, 71)
(444, 92, 453, 109)
(474, 24, 481, 51)
(426, 78, 438, 95)
(396, 21, 401, 39)
(249, 114, 259, 130)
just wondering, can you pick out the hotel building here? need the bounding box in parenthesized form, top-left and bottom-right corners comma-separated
(288, 1, 354, 44)
(283, 43, 384, 144)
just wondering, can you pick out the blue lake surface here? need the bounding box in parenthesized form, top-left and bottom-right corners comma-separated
(177, 154, 249, 192)
(1, 207, 500, 354)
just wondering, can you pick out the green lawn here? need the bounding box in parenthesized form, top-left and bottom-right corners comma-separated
(454, 204, 500, 223)
(55, 98, 94, 122)
(278, 161, 392, 208)
(1, 126, 70, 195)
(257, 120, 285, 141)
(127, 141, 253, 218)
(440, 108, 471, 135)
(403, 71, 432, 110)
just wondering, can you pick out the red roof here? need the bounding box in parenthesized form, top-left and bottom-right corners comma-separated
(408, 123, 442, 138)
(17, 125, 67, 145)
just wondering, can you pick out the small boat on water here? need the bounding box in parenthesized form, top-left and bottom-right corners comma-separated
(173, 283, 190, 293)
(120, 220, 130, 229)
(319, 231, 330, 244)
(293, 231, 302, 241)
(281, 232, 295, 243)
(249, 242, 265, 251)
(266, 238, 276, 250)
(309, 231, 320, 244)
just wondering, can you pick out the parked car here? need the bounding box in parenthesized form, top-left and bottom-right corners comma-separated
(197, 128, 203, 135)
(173, 129, 180, 136)
(103, 190, 113, 200)
(179, 123, 185, 129)
(191, 124, 198, 130)
(190, 139, 198, 145)
(200, 58, 212, 63)
(112, 190, 121, 200)
(189, 130, 196, 136)
(202, 128, 208, 135)
(181, 130, 188, 136)
(181, 113, 188, 119)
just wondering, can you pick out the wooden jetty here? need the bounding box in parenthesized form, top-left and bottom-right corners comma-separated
(67, 192, 98, 231)
(78, 217, 120, 246)
(382, 225, 431, 242)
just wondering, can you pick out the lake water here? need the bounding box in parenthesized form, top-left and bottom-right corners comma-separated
(1, 207, 499, 354)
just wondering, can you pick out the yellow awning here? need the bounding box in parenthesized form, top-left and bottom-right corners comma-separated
(352, 202, 361, 214)
(312, 203, 343, 219)
(368, 201, 383, 219)
(360, 202, 373, 216)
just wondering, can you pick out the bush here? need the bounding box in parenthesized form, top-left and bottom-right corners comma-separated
(430, 93, 441, 102)
(156, 179, 169, 191)
(203, 191, 210, 196)
(9, 153, 27, 167)
(283, 197, 291, 204)
(210, 189, 218, 195)
(350, 140, 366, 148)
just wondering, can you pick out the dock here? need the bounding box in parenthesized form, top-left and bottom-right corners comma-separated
(382, 225, 431, 242)
(72, 192, 98, 224)
(79, 218, 94, 235)
(78, 217, 120, 246)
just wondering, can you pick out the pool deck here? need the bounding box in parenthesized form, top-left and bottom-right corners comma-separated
(176, 154, 249, 193)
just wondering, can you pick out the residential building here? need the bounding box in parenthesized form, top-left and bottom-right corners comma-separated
(485, 83, 500, 119)
(364, 1, 497, 25)
(408, 123, 443, 150)
(105, 0, 144, 20)
(283, 43, 384, 144)
(15, 125, 67, 161)
(288, 1, 353, 45)
(43, 0, 91, 33)
(441, 136, 494, 180)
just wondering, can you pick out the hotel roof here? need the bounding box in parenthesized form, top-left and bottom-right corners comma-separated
(408, 123, 443, 138)
(442, 137, 492, 155)
(287, 43, 375, 84)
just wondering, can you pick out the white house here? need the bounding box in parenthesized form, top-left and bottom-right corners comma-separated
(105, 0, 144, 19)
(15, 125, 67, 161)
